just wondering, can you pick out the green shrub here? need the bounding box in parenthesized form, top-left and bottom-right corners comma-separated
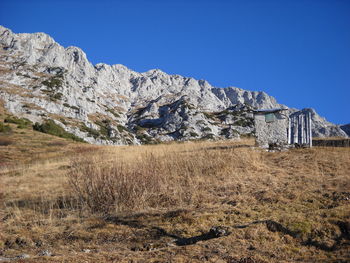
(70, 105, 79, 111)
(86, 98, 96, 103)
(94, 120, 110, 137)
(189, 132, 199, 137)
(80, 124, 101, 139)
(201, 126, 212, 132)
(203, 112, 216, 119)
(33, 120, 84, 142)
(136, 133, 156, 144)
(4, 116, 32, 129)
(117, 124, 128, 133)
(106, 108, 120, 118)
(201, 134, 215, 140)
(50, 92, 63, 101)
(42, 77, 63, 89)
(59, 118, 68, 125)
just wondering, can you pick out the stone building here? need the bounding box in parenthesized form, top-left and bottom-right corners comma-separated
(254, 109, 289, 148)
(254, 108, 312, 149)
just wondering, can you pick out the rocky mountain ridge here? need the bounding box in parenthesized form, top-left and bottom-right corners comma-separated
(0, 25, 347, 144)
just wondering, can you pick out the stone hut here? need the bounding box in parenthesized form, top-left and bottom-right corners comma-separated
(254, 108, 312, 149)
(253, 108, 289, 148)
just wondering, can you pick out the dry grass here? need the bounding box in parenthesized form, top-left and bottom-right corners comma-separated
(0, 126, 350, 262)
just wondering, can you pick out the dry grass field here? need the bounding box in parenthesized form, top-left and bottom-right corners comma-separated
(0, 119, 350, 262)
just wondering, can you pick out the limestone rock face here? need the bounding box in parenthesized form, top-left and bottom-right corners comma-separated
(296, 108, 348, 138)
(0, 26, 346, 144)
(340, 124, 350, 137)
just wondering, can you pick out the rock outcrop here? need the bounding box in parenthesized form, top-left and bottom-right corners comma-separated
(0, 26, 347, 144)
(340, 124, 350, 137)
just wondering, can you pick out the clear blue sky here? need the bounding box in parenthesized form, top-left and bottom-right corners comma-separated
(1, 0, 349, 124)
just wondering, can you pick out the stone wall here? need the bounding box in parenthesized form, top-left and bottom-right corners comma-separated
(254, 112, 289, 148)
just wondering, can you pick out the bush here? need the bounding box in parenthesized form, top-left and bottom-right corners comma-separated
(201, 126, 212, 132)
(189, 132, 199, 137)
(80, 124, 101, 139)
(136, 133, 158, 144)
(94, 120, 110, 137)
(42, 77, 62, 89)
(33, 119, 85, 142)
(50, 92, 63, 101)
(106, 108, 120, 118)
(4, 116, 32, 129)
(117, 124, 128, 133)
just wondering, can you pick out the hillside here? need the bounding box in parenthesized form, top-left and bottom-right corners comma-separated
(0, 25, 347, 145)
(0, 122, 349, 262)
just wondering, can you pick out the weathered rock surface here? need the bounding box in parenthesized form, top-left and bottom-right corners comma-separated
(340, 124, 350, 137)
(0, 26, 347, 144)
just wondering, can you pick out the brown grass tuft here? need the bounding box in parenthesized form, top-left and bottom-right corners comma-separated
(0, 136, 14, 146)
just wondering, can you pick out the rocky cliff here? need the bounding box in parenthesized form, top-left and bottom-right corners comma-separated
(0, 26, 347, 144)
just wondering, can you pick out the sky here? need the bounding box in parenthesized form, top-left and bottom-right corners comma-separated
(1, 0, 349, 124)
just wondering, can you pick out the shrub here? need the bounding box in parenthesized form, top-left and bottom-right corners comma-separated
(33, 120, 85, 142)
(106, 108, 120, 118)
(201, 134, 215, 140)
(136, 133, 157, 144)
(4, 116, 32, 129)
(189, 132, 199, 137)
(80, 124, 101, 139)
(94, 120, 110, 137)
(201, 126, 212, 132)
(42, 77, 62, 89)
(117, 125, 128, 133)
(203, 112, 216, 119)
(50, 92, 63, 101)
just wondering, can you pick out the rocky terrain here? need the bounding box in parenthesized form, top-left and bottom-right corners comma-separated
(0, 25, 347, 145)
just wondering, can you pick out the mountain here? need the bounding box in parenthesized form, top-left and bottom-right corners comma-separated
(0, 26, 347, 144)
(340, 124, 350, 137)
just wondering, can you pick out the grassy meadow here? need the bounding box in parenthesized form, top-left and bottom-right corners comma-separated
(0, 114, 349, 262)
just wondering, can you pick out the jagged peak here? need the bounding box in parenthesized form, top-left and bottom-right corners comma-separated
(0, 25, 12, 36)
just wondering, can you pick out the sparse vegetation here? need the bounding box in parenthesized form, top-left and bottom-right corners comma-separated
(234, 117, 254, 127)
(80, 123, 101, 138)
(50, 92, 63, 101)
(189, 131, 199, 137)
(94, 119, 110, 137)
(201, 126, 212, 132)
(117, 124, 128, 133)
(0, 121, 12, 133)
(203, 111, 216, 120)
(33, 119, 85, 142)
(4, 116, 32, 129)
(42, 77, 63, 89)
(0, 136, 13, 146)
(136, 132, 157, 144)
(0, 137, 349, 262)
(106, 108, 120, 118)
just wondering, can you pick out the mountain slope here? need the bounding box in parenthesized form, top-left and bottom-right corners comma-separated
(0, 26, 347, 144)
